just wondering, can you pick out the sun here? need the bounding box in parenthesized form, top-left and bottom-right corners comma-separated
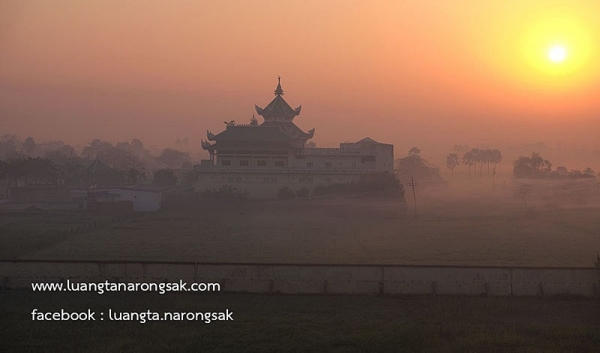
(517, 9, 595, 83)
(548, 45, 567, 63)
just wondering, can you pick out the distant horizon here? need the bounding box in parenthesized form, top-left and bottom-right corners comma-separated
(1, 1, 599, 169)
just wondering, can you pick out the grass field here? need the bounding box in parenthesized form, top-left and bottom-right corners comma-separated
(2, 179, 599, 352)
(1, 290, 599, 352)
(1, 178, 599, 267)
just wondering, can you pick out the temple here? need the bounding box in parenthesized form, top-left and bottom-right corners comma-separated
(196, 78, 394, 198)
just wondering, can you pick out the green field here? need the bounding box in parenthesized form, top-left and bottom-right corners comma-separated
(1, 179, 599, 267)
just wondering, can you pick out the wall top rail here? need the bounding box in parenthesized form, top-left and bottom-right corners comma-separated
(0, 259, 595, 271)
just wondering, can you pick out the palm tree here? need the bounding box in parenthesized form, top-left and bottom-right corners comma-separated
(446, 153, 459, 178)
(483, 149, 492, 175)
(470, 148, 483, 177)
(462, 150, 475, 178)
(490, 149, 502, 173)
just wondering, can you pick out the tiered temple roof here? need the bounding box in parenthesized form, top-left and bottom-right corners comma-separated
(202, 78, 314, 152)
(254, 77, 302, 121)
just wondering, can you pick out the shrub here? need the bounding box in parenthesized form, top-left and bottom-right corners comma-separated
(296, 187, 309, 198)
(198, 185, 248, 200)
(277, 187, 295, 200)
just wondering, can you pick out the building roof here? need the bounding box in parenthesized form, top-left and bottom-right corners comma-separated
(201, 78, 315, 151)
(261, 121, 314, 140)
(255, 78, 301, 121)
(82, 158, 115, 174)
(356, 137, 379, 144)
(210, 125, 294, 143)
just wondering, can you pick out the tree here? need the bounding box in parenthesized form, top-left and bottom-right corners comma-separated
(555, 166, 569, 177)
(471, 148, 483, 177)
(105, 148, 145, 171)
(446, 153, 459, 177)
(490, 149, 502, 173)
(153, 168, 177, 186)
(5, 157, 62, 186)
(127, 168, 147, 184)
(277, 187, 295, 200)
(408, 147, 421, 156)
(22, 137, 37, 156)
(131, 138, 144, 152)
(157, 148, 190, 169)
(513, 153, 552, 178)
(462, 150, 476, 178)
(583, 168, 596, 178)
(0, 134, 23, 160)
(82, 139, 112, 159)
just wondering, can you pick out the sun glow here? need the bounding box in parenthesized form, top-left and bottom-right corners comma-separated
(519, 9, 593, 82)
(548, 45, 567, 63)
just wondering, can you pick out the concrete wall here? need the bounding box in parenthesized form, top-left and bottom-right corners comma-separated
(1, 261, 597, 298)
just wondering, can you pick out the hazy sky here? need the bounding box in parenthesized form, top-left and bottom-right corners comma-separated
(1, 0, 599, 156)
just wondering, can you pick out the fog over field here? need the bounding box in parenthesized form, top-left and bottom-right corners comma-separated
(1, 2, 599, 352)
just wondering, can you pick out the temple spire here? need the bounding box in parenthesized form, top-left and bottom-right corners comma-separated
(274, 76, 284, 96)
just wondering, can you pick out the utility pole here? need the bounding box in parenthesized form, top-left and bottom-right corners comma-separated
(409, 176, 418, 218)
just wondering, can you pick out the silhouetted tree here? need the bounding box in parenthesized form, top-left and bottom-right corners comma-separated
(0, 134, 23, 160)
(462, 150, 476, 178)
(277, 187, 295, 200)
(22, 137, 36, 156)
(408, 147, 421, 156)
(127, 168, 147, 184)
(153, 168, 177, 186)
(131, 138, 144, 152)
(583, 168, 595, 177)
(157, 148, 190, 169)
(490, 149, 502, 174)
(513, 153, 552, 178)
(555, 166, 569, 177)
(446, 153, 459, 177)
(82, 139, 113, 159)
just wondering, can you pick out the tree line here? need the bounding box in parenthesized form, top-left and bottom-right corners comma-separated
(0, 134, 195, 190)
(513, 152, 596, 179)
(445, 148, 503, 178)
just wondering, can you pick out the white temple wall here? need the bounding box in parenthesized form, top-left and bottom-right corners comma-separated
(194, 172, 362, 199)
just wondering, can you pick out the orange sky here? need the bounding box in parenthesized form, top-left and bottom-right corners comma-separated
(1, 0, 599, 159)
